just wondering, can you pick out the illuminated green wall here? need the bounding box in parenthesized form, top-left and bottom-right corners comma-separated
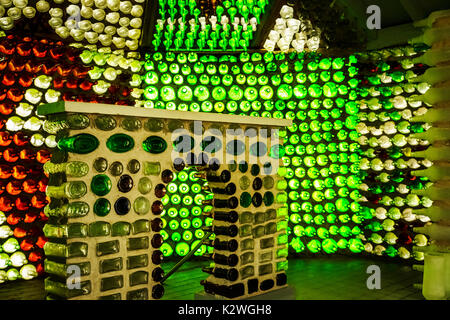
(142, 51, 366, 258)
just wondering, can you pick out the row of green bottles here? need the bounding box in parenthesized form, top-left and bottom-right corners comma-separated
(43, 220, 152, 238)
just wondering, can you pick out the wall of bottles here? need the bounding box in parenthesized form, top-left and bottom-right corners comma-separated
(42, 105, 169, 299)
(354, 44, 432, 261)
(151, 0, 270, 51)
(0, 0, 146, 52)
(0, 31, 438, 277)
(142, 51, 368, 258)
(0, 34, 143, 284)
(196, 123, 289, 299)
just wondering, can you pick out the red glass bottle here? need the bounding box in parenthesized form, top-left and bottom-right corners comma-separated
(37, 177, 48, 192)
(36, 263, 45, 275)
(20, 238, 34, 251)
(16, 196, 30, 211)
(4, 148, 19, 162)
(2, 72, 16, 86)
(0, 195, 13, 211)
(0, 88, 7, 101)
(0, 132, 12, 146)
(6, 88, 24, 102)
(31, 194, 47, 209)
(38, 211, 48, 222)
(20, 149, 36, 161)
(49, 46, 65, 60)
(28, 251, 43, 262)
(6, 212, 21, 225)
(13, 132, 30, 146)
(12, 165, 27, 179)
(42, 61, 57, 75)
(25, 61, 42, 74)
(52, 77, 65, 89)
(33, 42, 48, 58)
(24, 212, 38, 223)
(0, 101, 15, 115)
(0, 60, 8, 71)
(19, 74, 34, 87)
(0, 164, 13, 179)
(73, 65, 90, 78)
(0, 39, 15, 55)
(16, 42, 32, 56)
(35, 236, 47, 248)
(22, 179, 38, 194)
(57, 64, 72, 77)
(79, 80, 94, 91)
(6, 180, 22, 195)
(65, 47, 80, 62)
(36, 149, 52, 163)
(13, 227, 27, 238)
(65, 77, 78, 89)
(8, 57, 26, 72)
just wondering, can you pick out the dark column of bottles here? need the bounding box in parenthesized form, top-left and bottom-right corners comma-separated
(194, 143, 288, 298)
(354, 44, 433, 261)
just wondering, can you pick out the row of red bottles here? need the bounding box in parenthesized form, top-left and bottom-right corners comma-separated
(0, 35, 81, 61)
(0, 194, 48, 211)
(0, 132, 31, 146)
(0, 148, 51, 163)
(0, 178, 48, 194)
(0, 164, 46, 179)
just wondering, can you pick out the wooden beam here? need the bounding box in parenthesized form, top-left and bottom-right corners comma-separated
(37, 101, 293, 127)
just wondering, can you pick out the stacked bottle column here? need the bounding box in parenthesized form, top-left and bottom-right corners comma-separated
(156, 119, 213, 259)
(42, 109, 170, 300)
(354, 43, 435, 261)
(196, 123, 289, 299)
(408, 12, 450, 300)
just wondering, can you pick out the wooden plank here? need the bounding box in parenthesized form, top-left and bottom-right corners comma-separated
(37, 101, 293, 128)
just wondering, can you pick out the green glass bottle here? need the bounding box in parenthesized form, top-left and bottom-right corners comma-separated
(142, 136, 167, 154)
(58, 134, 99, 154)
(145, 119, 164, 132)
(89, 221, 111, 237)
(91, 175, 112, 196)
(94, 198, 111, 217)
(138, 177, 152, 194)
(121, 117, 142, 131)
(106, 134, 135, 153)
(95, 115, 117, 131)
(44, 201, 89, 218)
(134, 197, 150, 215)
(143, 162, 161, 176)
(44, 161, 89, 177)
(322, 239, 338, 254)
(46, 182, 87, 199)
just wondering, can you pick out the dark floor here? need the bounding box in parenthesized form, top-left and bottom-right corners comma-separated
(0, 257, 424, 300)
